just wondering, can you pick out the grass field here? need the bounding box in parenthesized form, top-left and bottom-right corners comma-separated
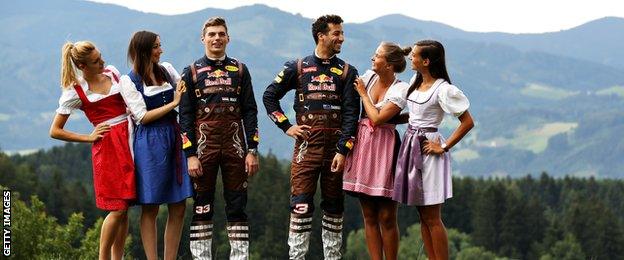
(477, 122, 578, 153)
(596, 85, 624, 98)
(520, 83, 579, 100)
(453, 148, 480, 162)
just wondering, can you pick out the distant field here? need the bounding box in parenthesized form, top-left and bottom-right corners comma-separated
(453, 148, 480, 162)
(478, 122, 578, 153)
(521, 83, 579, 100)
(596, 85, 624, 97)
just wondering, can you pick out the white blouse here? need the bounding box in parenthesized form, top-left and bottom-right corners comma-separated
(139, 62, 180, 97)
(360, 70, 409, 110)
(57, 63, 180, 123)
(117, 62, 181, 124)
(406, 75, 470, 128)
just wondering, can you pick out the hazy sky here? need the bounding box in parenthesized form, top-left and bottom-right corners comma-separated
(89, 0, 624, 33)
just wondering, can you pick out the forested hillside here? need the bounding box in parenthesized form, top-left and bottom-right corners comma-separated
(2, 144, 623, 259)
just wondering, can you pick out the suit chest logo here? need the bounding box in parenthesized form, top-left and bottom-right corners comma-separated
(204, 69, 232, 87)
(307, 73, 336, 91)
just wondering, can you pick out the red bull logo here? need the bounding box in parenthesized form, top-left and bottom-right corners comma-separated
(310, 74, 333, 83)
(208, 69, 227, 78)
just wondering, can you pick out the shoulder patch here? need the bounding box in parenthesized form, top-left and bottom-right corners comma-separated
(330, 67, 343, 76)
(225, 65, 239, 72)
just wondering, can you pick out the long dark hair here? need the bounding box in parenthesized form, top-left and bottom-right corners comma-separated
(127, 30, 166, 86)
(407, 40, 451, 96)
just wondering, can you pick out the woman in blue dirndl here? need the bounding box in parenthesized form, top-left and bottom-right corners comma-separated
(126, 31, 193, 260)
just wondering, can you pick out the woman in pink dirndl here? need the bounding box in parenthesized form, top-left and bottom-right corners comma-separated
(393, 40, 474, 260)
(343, 42, 411, 260)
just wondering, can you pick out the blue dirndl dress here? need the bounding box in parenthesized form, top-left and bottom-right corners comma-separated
(129, 69, 193, 204)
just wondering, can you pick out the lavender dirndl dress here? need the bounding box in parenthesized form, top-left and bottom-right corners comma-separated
(393, 78, 470, 206)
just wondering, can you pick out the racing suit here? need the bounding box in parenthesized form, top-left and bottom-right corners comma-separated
(263, 53, 359, 259)
(180, 55, 259, 260)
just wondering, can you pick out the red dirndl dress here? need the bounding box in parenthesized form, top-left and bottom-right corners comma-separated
(74, 75, 136, 210)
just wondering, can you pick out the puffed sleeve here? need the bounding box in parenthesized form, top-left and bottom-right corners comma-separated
(56, 88, 81, 115)
(161, 62, 181, 83)
(105, 65, 121, 79)
(386, 81, 409, 109)
(437, 82, 470, 117)
(118, 75, 147, 122)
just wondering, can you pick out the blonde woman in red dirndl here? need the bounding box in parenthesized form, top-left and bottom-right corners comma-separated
(50, 41, 185, 260)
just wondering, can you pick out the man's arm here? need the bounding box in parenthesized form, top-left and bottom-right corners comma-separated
(262, 60, 298, 133)
(179, 66, 198, 157)
(239, 63, 259, 149)
(336, 66, 360, 155)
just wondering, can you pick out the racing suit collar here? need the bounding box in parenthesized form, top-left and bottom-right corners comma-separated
(313, 50, 337, 65)
(202, 54, 227, 66)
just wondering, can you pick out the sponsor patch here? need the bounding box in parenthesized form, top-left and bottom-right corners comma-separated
(252, 131, 259, 142)
(323, 104, 341, 110)
(221, 97, 238, 102)
(271, 111, 288, 123)
(207, 69, 227, 78)
(310, 74, 333, 83)
(197, 66, 212, 74)
(225, 65, 239, 72)
(274, 76, 283, 83)
(330, 67, 343, 75)
(205, 78, 232, 86)
(307, 83, 336, 91)
(302, 66, 317, 73)
(306, 92, 340, 100)
(182, 133, 192, 149)
(201, 86, 238, 94)
(345, 138, 354, 150)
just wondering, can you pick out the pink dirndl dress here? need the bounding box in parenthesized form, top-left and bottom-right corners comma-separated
(343, 118, 399, 197)
(343, 70, 409, 198)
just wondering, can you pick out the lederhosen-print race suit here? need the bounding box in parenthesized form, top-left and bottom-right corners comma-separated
(263, 54, 359, 259)
(179, 55, 259, 259)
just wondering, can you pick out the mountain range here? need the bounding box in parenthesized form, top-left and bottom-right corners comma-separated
(1, 0, 623, 177)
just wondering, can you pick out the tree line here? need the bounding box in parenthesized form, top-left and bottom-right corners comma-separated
(1, 143, 623, 259)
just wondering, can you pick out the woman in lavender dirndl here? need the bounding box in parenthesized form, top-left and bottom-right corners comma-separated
(393, 40, 474, 260)
(343, 42, 411, 260)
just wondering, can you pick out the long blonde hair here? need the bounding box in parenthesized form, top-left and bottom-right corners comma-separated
(60, 41, 96, 88)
